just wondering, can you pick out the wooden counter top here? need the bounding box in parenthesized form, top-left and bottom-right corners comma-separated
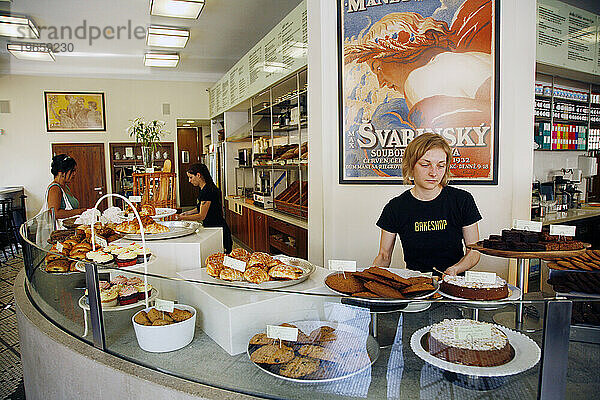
(535, 206, 600, 225)
(226, 196, 307, 230)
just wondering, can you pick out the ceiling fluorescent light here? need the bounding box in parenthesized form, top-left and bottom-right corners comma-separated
(150, 0, 205, 19)
(144, 52, 179, 67)
(278, 41, 307, 59)
(147, 25, 189, 48)
(186, 120, 194, 123)
(0, 15, 39, 38)
(7, 43, 55, 61)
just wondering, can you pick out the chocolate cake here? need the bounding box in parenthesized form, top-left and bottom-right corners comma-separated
(427, 319, 514, 367)
(440, 275, 509, 300)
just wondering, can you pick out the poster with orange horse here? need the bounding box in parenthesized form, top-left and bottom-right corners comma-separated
(338, 0, 499, 184)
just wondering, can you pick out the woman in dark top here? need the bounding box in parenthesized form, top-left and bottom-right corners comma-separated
(175, 163, 233, 253)
(373, 133, 482, 275)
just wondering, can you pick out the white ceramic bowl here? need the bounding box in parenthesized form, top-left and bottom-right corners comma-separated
(132, 304, 197, 353)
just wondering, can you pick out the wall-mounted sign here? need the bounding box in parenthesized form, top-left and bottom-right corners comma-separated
(338, 0, 500, 185)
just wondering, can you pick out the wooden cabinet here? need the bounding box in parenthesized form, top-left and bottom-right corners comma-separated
(250, 209, 269, 253)
(267, 217, 307, 259)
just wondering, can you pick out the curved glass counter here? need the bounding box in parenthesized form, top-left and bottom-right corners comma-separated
(19, 211, 600, 399)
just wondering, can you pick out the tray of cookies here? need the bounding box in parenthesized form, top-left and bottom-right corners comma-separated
(247, 321, 378, 383)
(324, 267, 439, 305)
(202, 250, 315, 289)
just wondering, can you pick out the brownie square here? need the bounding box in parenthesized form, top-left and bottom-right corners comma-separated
(486, 240, 503, 249)
(513, 241, 530, 251)
(529, 243, 546, 251)
(502, 229, 521, 242)
(522, 231, 540, 243)
(489, 234, 502, 241)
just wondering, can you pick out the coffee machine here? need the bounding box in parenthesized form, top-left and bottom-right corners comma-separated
(254, 169, 287, 209)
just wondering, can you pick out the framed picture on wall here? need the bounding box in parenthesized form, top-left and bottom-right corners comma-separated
(338, 0, 500, 185)
(44, 91, 106, 132)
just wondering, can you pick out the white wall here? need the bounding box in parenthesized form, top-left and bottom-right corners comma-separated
(308, 0, 537, 281)
(0, 74, 212, 216)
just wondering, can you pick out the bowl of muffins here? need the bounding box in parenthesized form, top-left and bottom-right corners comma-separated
(132, 304, 196, 352)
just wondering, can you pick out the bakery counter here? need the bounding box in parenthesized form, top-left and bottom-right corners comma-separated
(535, 206, 600, 225)
(16, 210, 600, 399)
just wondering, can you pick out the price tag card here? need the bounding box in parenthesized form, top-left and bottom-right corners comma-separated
(56, 242, 64, 253)
(465, 271, 497, 284)
(550, 224, 576, 237)
(266, 325, 298, 342)
(328, 260, 357, 272)
(129, 195, 141, 203)
(96, 237, 108, 249)
(454, 324, 492, 341)
(154, 299, 175, 313)
(512, 219, 542, 232)
(223, 256, 247, 272)
(145, 167, 155, 173)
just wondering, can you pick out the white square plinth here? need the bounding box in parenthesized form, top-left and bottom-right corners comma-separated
(176, 267, 336, 355)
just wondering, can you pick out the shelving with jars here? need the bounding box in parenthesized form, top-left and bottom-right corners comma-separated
(534, 73, 598, 151)
(250, 68, 308, 219)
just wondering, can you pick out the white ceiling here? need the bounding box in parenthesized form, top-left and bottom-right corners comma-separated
(0, 0, 302, 82)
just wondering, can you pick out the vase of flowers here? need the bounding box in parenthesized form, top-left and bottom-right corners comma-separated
(127, 118, 166, 169)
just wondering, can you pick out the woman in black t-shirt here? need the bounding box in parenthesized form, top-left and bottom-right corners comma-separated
(174, 163, 233, 253)
(374, 133, 482, 275)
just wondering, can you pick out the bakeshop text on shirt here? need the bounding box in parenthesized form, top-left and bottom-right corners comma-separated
(414, 220, 448, 232)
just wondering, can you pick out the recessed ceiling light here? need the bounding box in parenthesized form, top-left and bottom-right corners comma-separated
(7, 43, 55, 61)
(0, 15, 39, 39)
(150, 0, 205, 19)
(146, 25, 189, 48)
(144, 52, 179, 67)
(183, 124, 191, 127)
(186, 120, 195, 123)
(278, 41, 307, 59)
(254, 61, 289, 74)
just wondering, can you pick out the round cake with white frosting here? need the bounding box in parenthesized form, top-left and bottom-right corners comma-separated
(427, 319, 514, 367)
(440, 275, 509, 300)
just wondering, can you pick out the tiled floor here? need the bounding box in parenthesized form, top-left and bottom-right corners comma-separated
(0, 248, 26, 400)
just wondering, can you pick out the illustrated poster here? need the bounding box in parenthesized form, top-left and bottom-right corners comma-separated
(339, 0, 499, 184)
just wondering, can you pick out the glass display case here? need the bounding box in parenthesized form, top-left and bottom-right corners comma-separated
(18, 211, 600, 399)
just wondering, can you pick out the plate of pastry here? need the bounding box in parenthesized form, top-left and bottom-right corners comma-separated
(324, 267, 439, 305)
(202, 250, 315, 289)
(410, 318, 540, 377)
(247, 321, 379, 383)
(117, 220, 199, 241)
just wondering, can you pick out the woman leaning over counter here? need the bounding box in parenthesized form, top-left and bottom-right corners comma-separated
(373, 133, 481, 275)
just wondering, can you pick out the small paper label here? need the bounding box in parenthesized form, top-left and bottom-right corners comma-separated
(512, 219, 542, 232)
(96, 237, 108, 249)
(454, 324, 493, 341)
(465, 271, 497, 284)
(550, 224, 576, 237)
(223, 256, 247, 272)
(154, 299, 174, 313)
(145, 167, 154, 173)
(328, 260, 357, 272)
(266, 325, 298, 342)
(56, 242, 64, 253)
(129, 195, 141, 203)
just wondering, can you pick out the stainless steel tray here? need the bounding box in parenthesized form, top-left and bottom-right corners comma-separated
(121, 221, 200, 241)
(247, 320, 379, 383)
(200, 255, 315, 289)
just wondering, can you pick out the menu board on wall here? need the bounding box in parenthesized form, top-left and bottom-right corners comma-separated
(209, 0, 307, 118)
(537, 0, 599, 75)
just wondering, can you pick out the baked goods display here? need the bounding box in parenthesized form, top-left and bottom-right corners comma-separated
(84, 276, 154, 308)
(481, 228, 585, 252)
(548, 270, 600, 295)
(547, 249, 600, 271)
(440, 275, 509, 301)
(426, 319, 515, 367)
(133, 306, 193, 326)
(115, 215, 169, 235)
(254, 142, 308, 165)
(248, 322, 375, 381)
(325, 267, 437, 300)
(44, 227, 121, 273)
(204, 250, 309, 285)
